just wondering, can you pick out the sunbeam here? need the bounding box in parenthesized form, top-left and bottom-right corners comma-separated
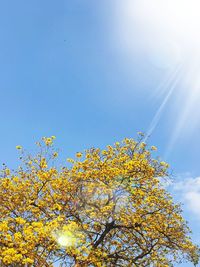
(113, 0, 200, 149)
(166, 60, 200, 156)
(152, 64, 183, 99)
(145, 64, 182, 142)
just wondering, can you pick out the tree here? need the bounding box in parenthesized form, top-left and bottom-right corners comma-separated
(0, 135, 199, 267)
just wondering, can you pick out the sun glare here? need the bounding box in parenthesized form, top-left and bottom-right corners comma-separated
(56, 230, 76, 247)
(117, 0, 200, 58)
(114, 0, 200, 148)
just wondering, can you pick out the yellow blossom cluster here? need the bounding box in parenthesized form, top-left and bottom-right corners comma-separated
(0, 136, 199, 266)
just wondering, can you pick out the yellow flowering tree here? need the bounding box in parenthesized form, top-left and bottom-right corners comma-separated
(0, 136, 199, 266)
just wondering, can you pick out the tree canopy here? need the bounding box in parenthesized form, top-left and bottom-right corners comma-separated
(0, 136, 199, 266)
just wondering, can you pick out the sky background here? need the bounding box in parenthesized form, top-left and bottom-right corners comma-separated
(1, 1, 200, 266)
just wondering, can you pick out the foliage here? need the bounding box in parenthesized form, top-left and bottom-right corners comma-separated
(0, 136, 199, 266)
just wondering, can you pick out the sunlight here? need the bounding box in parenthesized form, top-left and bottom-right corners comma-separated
(132, 0, 200, 71)
(116, 0, 200, 60)
(114, 0, 200, 147)
(56, 230, 76, 247)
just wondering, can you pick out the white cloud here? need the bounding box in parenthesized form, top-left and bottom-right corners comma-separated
(172, 176, 200, 219)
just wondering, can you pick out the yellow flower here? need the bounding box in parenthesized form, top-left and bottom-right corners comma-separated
(5, 169, 10, 175)
(22, 258, 34, 264)
(42, 136, 54, 146)
(0, 221, 9, 231)
(76, 152, 82, 158)
(40, 158, 47, 169)
(53, 152, 58, 158)
(5, 234, 12, 242)
(13, 176, 19, 182)
(14, 232, 22, 242)
(15, 217, 26, 225)
(67, 158, 74, 163)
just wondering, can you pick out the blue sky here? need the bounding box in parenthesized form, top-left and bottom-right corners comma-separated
(1, 1, 200, 266)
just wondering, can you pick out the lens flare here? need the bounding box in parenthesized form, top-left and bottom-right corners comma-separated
(53, 224, 79, 248)
(57, 231, 76, 247)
